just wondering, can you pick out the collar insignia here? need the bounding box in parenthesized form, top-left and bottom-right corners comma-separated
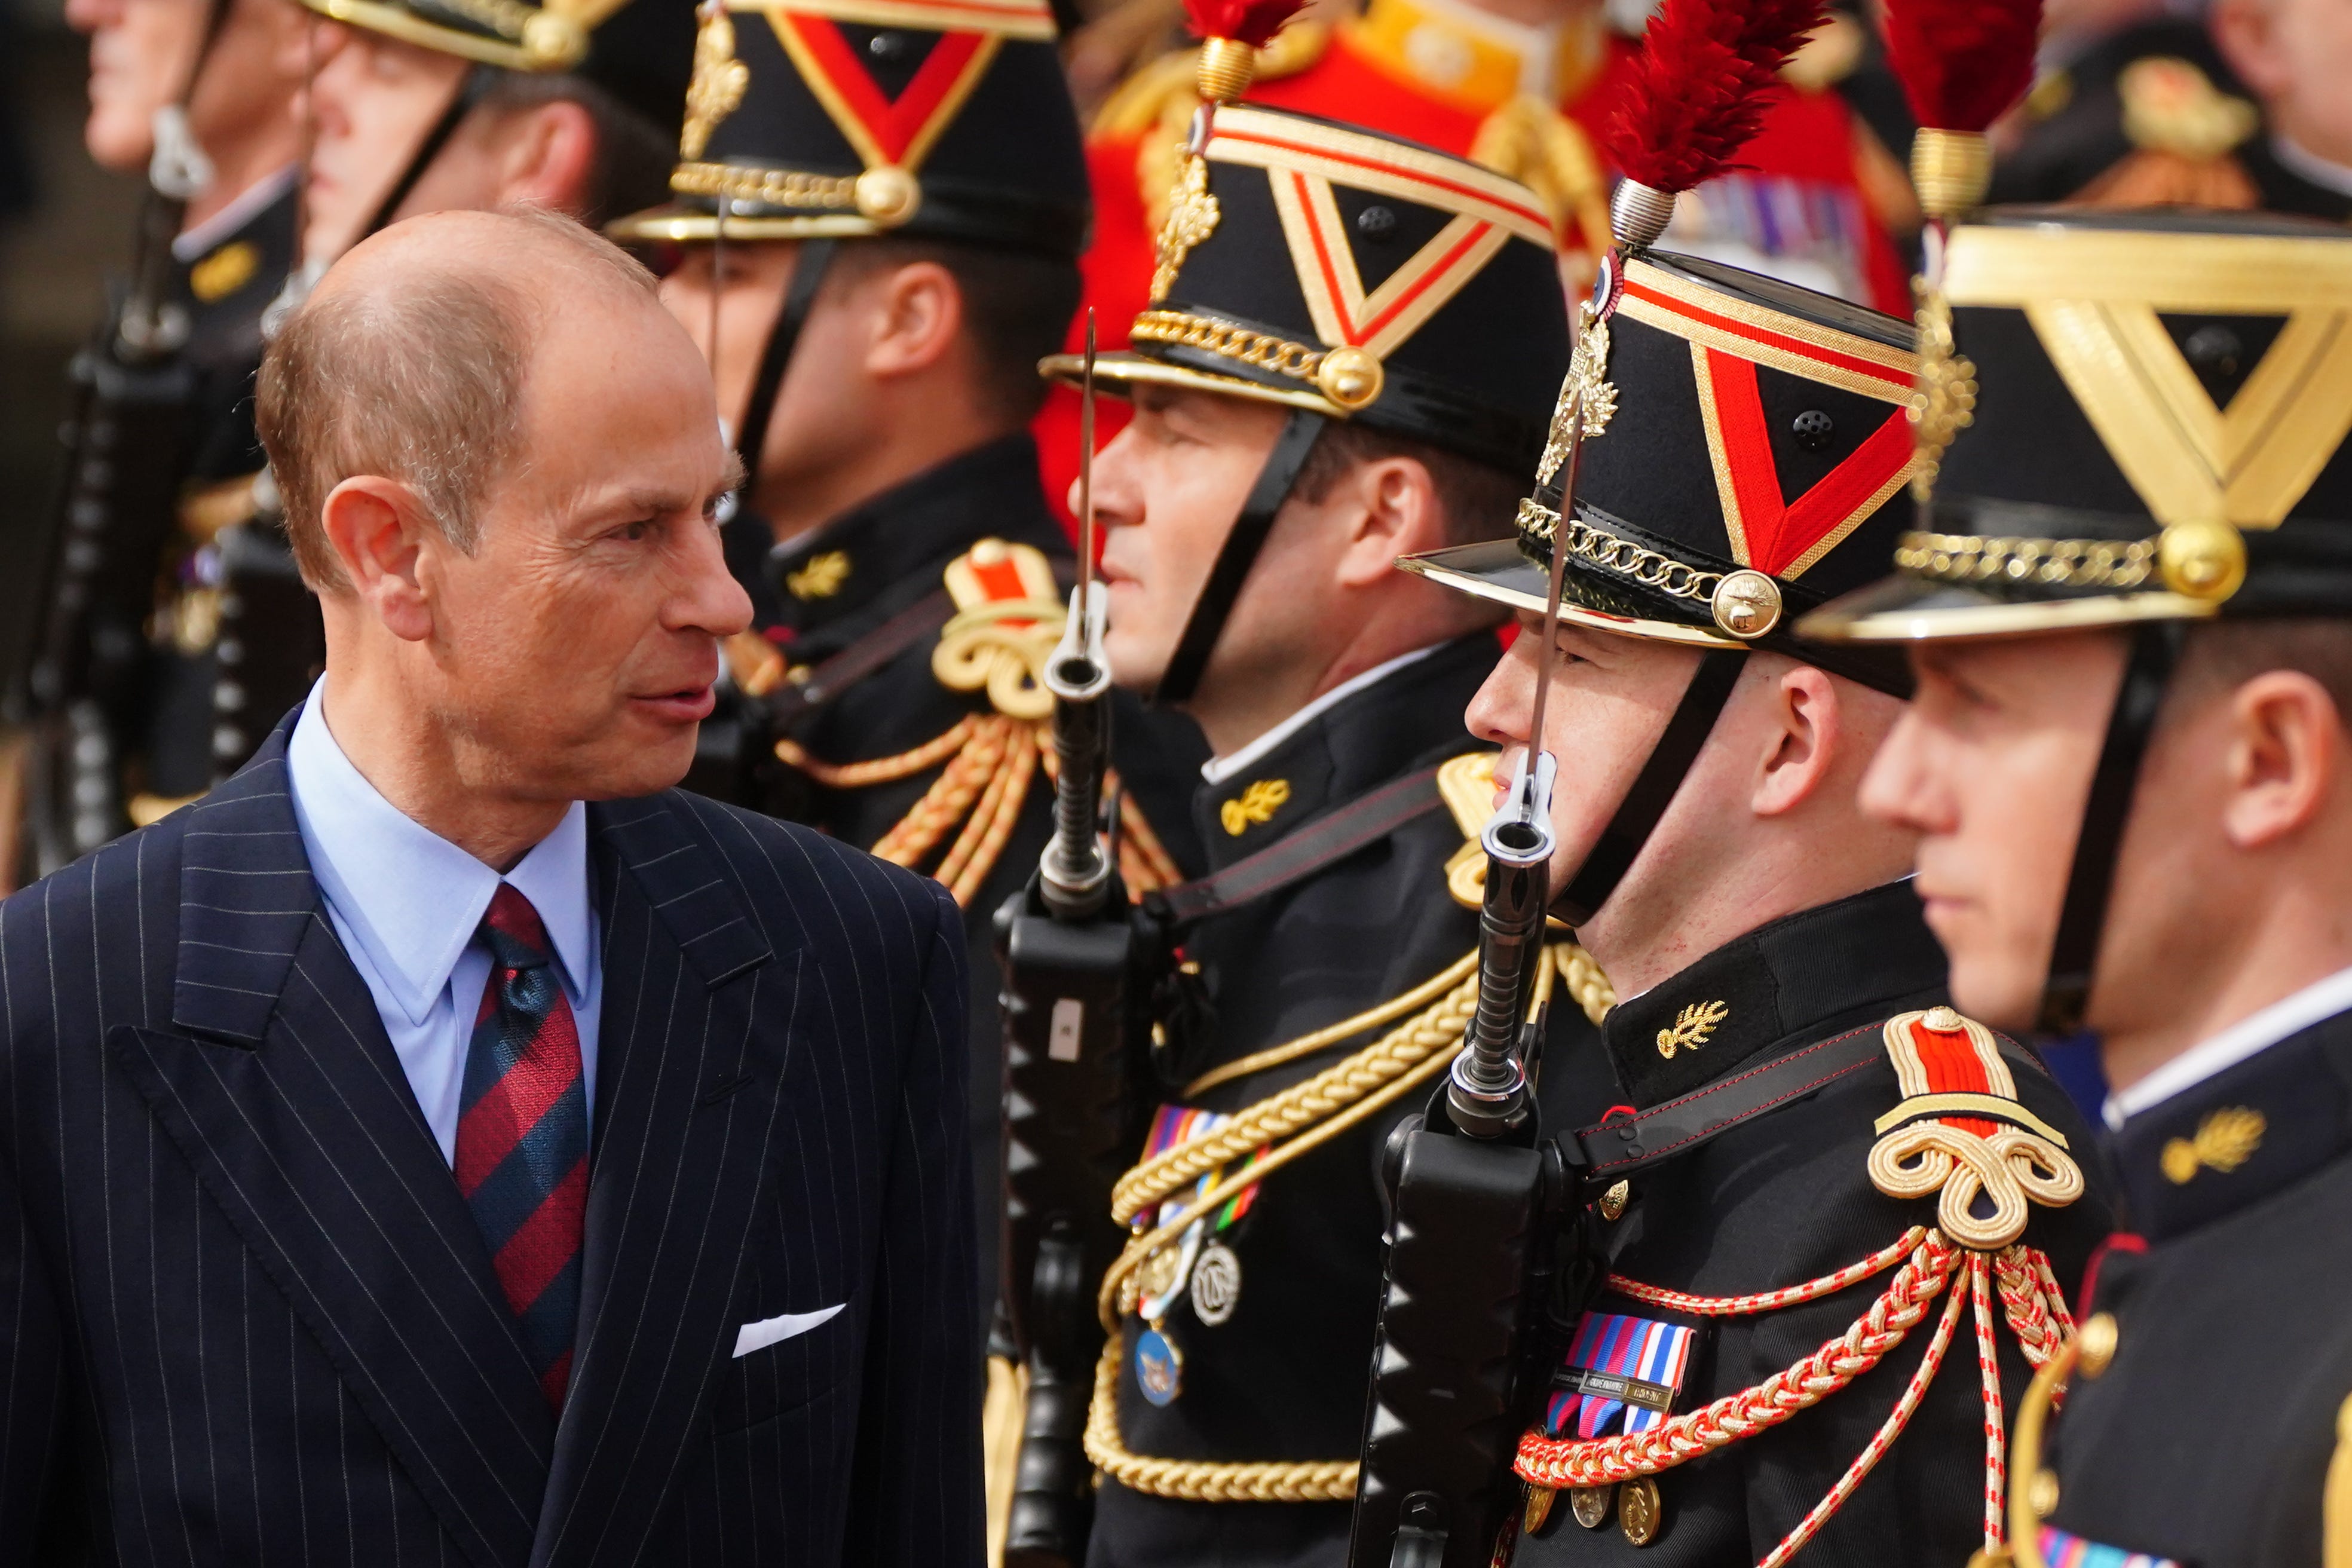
(786, 549, 852, 599)
(1220, 777, 1291, 836)
(190, 240, 259, 303)
(1654, 1000, 1726, 1059)
(2159, 1105, 2265, 1185)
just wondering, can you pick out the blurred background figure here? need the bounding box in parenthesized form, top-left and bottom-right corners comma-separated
(1992, 0, 2351, 219)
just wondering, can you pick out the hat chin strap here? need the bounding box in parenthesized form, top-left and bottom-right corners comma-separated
(1149, 408, 1327, 708)
(2036, 621, 2183, 1034)
(1554, 648, 1747, 927)
(361, 63, 497, 240)
(735, 238, 837, 488)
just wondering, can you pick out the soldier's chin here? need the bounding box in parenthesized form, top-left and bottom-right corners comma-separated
(1943, 950, 2041, 1037)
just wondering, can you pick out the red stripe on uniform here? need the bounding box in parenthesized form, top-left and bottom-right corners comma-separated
(1220, 130, 1549, 233)
(777, 16, 986, 165)
(1910, 1016, 1999, 1138)
(1625, 278, 1910, 394)
(1700, 349, 1913, 577)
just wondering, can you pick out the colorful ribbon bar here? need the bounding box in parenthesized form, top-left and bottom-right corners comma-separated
(1544, 1310, 1696, 1440)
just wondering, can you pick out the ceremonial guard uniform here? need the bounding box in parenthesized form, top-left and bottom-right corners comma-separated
(1029, 0, 1921, 529)
(1343, 0, 2114, 1552)
(606, 0, 1208, 1301)
(1799, 203, 2352, 1567)
(1033, 36, 1611, 1561)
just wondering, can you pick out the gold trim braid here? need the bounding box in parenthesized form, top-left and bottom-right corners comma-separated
(1131, 310, 1327, 384)
(1892, 531, 2157, 590)
(671, 160, 859, 210)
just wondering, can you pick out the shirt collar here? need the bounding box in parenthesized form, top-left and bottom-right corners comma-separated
(172, 163, 299, 264)
(2270, 134, 2352, 201)
(286, 687, 594, 1026)
(2104, 963, 2352, 1129)
(1201, 645, 1443, 786)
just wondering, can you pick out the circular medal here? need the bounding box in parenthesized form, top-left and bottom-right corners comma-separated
(1618, 1476, 1662, 1546)
(1570, 1486, 1613, 1529)
(1190, 1241, 1242, 1326)
(1523, 1484, 1558, 1536)
(1138, 1246, 1183, 1304)
(1134, 1327, 1184, 1407)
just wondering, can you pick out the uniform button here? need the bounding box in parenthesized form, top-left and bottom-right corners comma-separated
(2027, 1467, 2060, 1519)
(2076, 1311, 2117, 1379)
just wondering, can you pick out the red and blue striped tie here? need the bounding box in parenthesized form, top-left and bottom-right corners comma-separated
(458, 884, 589, 1411)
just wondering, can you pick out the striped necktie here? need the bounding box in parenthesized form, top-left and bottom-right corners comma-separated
(457, 883, 589, 1411)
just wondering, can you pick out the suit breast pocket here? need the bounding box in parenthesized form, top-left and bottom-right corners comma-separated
(710, 1290, 862, 1435)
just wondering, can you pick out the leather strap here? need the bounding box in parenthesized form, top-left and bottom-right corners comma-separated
(363, 65, 495, 240)
(1153, 409, 1327, 707)
(756, 587, 954, 732)
(736, 238, 836, 485)
(1557, 650, 1748, 927)
(1146, 761, 1448, 928)
(2038, 621, 2182, 1033)
(1566, 1023, 2055, 1180)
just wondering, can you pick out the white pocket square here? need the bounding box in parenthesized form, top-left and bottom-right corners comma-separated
(733, 1303, 846, 1358)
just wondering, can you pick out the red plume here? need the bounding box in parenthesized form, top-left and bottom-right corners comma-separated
(1184, 0, 1303, 47)
(1603, 0, 1830, 194)
(1881, 0, 2042, 133)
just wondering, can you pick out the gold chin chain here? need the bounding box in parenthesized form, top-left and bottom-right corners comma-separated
(1518, 500, 1727, 604)
(1893, 530, 2157, 592)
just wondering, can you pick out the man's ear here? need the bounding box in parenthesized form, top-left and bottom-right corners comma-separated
(1752, 660, 1843, 818)
(491, 99, 600, 218)
(1331, 455, 1441, 589)
(2212, 0, 2285, 98)
(2222, 670, 2345, 849)
(320, 476, 437, 641)
(863, 260, 964, 381)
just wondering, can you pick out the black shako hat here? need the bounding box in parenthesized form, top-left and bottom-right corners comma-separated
(606, 0, 1088, 256)
(1044, 104, 1570, 476)
(1800, 207, 2352, 645)
(1399, 247, 1921, 688)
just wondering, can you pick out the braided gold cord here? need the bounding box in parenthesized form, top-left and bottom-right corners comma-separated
(1555, 941, 1616, 1025)
(1084, 1338, 1359, 1502)
(1971, 1253, 2009, 1554)
(1606, 1227, 1927, 1317)
(776, 715, 976, 789)
(1180, 952, 1481, 1101)
(1097, 982, 1477, 1331)
(1111, 958, 1481, 1225)
(1515, 1233, 1966, 1489)
(935, 722, 1039, 905)
(870, 714, 1016, 868)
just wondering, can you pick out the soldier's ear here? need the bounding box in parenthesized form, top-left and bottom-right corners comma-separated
(1751, 660, 1843, 819)
(490, 99, 600, 221)
(1330, 455, 1440, 589)
(2220, 669, 2346, 851)
(863, 260, 964, 381)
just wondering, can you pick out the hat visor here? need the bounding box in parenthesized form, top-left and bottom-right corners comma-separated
(1397, 538, 1747, 651)
(604, 202, 887, 245)
(298, 0, 543, 69)
(1794, 572, 2220, 644)
(1038, 351, 1342, 418)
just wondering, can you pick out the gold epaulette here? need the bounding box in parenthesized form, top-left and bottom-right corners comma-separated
(1099, 23, 1333, 233)
(770, 537, 1184, 905)
(1512, 1006, 2086, 1557)
(1466, 97, 1612, 261)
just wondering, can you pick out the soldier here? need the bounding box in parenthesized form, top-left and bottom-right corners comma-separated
(1045, 22, 1612, 1563)
(13, 0, 316, 877)
(601, 0, 1208, 1312)
(1031, 0, 1924, 534)
(299, 0, 685, 260)
(1798, 205, 2352, 1566)
(1345, 0, 2113, 1560)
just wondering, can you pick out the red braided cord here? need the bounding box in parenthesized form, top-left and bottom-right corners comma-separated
(1755, 1270, 1969, 1568)
(1971, 1253, 2008, 1553)
(1514, 1234, 1964, 1489)
(1604, 1227, 1926, 1318)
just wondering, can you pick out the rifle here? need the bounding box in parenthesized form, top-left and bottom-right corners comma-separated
(1347, 278, 1611, 1568)
(14, 101, 222, 873)
(991, 315, 1150, 1566)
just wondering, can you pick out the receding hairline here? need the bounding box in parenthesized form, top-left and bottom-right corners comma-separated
(311, 204, 657, 321)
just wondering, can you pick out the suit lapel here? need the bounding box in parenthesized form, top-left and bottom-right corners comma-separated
(533, 795, 789, 1568)
(112, 743, 556, 1568)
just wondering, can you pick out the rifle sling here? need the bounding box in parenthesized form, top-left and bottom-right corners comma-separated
(758, 587, 956, 733)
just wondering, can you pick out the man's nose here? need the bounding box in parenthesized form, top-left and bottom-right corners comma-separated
(62, 0, 117, 38)
(1084, 424, 1146, 531)
(1857, 708, 1937, 833)
(1463, 636, 1538, 746)
(672, 517, 755, 638)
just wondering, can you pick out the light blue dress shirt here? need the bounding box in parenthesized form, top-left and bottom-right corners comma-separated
(285, 690, 601, 1166)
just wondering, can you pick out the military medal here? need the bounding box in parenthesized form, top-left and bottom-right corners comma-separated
(1617, 1476, 1662, 1546)
(1569, 1486, 1612, 1529)
(1190, 1241, 1242, 1325)
(1523, 1481, 1558, 1535)
(1134, 1326, 1185, 1406)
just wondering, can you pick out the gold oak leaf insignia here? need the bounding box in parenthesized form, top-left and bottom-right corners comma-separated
(786, 550, 850, 601)
(2160, 1105, 2265, 1185)
(1218, 777, 1290, 837)
(1150, 153, 1219, 303)
(1537, 301, 1616, 487)
(1655, 999, 1728, 1059)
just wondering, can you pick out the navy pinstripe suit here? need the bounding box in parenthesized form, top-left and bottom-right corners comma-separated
(0, 715, 984, 1566)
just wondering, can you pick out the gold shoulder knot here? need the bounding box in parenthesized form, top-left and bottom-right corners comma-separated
(1867, 1007, 2085, 1250)
(933, 537, 1064, 721)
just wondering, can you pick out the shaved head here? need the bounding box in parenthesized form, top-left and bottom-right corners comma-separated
(259, 206, 663, 591)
